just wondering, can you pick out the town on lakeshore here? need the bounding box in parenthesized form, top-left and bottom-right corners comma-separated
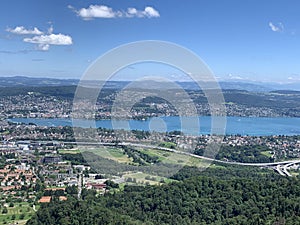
(2, 87, 300, 121)
(1, 115, 300, 223)
(1, 84, 300, 224)
(3, 0, 300, 223)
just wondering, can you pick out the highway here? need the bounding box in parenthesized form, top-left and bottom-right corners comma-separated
(121, 142, 300, 167)
(70, 141, 300, 176)
(275, 165, 286, 176)
(281, 162, 297, 177)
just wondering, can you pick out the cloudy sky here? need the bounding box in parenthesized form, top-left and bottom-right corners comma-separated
(0, 0, 300, 82)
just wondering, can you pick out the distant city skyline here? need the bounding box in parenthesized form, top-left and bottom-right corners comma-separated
(1, 0, 300, 83)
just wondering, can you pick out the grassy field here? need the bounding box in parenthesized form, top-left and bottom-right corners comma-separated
(79, 144, 211, 169)
(137, 148, 206, 167)
(261, 150, 273, 158)
(80, 145, 221, 183)
(290, 169, 300, 177)
(81, 145, 210, 177)
(123, 172, 175, 186)
(59, 149, 81, 154)
(82, 147, 133, 163)
(0, 202, 38, 225)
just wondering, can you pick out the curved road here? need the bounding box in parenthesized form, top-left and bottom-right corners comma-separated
(70, 141, 300, 176)
(121, 142, 300, 167)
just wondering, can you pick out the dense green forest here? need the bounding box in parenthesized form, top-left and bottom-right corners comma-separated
(194, 145, 273, 163)
(216, 145, 273, 163)
(27, 165, 300, 225)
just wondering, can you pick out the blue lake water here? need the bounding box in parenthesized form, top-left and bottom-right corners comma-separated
(7, 116, 300, 136)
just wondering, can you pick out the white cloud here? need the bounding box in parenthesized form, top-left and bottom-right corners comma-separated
(70, 4, 160, 19)
(24, 33, 72, 45)
(24, 33, 73, 51)
(144, 7, 160, 18)
(37, 44, 50, 51)
(48, 25, 54, 34)
(127, 7, 139, 17)
(126, 6, 160, 18)
(127, 8, 138, 15)
(6, 26, 43, 35)
(269, 22, 284, 32)
(5, 25, 72, 51)
(76, 5, 121, 19)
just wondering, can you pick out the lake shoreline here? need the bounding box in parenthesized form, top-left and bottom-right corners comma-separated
(7, 116, 300, 136)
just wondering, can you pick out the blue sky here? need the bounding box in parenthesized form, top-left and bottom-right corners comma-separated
(0, 0, 300, 83)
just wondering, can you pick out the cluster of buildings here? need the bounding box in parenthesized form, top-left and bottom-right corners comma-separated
(0, 141, 109, 205)
(39, 156, 108, 192)
(221, 135, 300, 159)
(166, 134, 300, 160)
(0, 93, 71, 119)
(224, 104, 282, 117)
(1, 89, 298, 121)
(2, 120, 300, 162)
(0, 163, 36, 191)
(1, 119, 300, 208)
(0, 122, 74, 142)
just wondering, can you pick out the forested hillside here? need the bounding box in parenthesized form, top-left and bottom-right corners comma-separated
(27, 165, 300, 225)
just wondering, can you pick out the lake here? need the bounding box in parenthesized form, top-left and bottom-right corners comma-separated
(7, 116, 300, 136)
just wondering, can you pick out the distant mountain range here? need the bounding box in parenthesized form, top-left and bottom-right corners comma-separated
(0, 76, 78, 87)
(1, 76, 300, 92)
